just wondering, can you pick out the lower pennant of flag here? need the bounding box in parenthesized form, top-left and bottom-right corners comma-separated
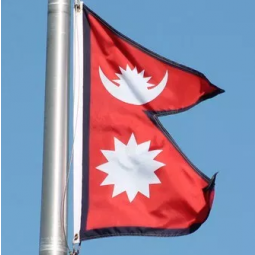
(72, 3, 224, 243)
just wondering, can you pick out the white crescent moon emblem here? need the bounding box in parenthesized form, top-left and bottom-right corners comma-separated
(99, 66, 168, 105)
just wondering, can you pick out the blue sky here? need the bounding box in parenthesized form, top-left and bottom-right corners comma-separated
(2, 0, 255, 254)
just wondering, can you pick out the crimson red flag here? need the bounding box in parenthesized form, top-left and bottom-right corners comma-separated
(73, 4, 224, 242)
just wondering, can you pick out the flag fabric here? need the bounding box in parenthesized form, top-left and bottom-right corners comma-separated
(73, 3, 224, 243)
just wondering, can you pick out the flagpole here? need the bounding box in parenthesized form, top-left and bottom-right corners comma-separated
(39, 1, 71, 255)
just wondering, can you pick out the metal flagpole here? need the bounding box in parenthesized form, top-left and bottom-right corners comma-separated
(39, 1, 71, 255)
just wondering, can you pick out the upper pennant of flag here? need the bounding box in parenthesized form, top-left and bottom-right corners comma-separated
(99, 65, 168, 105)
(96, 133, 165, 202)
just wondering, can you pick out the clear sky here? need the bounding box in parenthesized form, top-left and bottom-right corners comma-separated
(2, 0, 255, 254)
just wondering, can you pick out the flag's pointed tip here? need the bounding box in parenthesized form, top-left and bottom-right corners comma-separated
(211, 83, 225, 95)
(214, 86, 225, 97)
(204, 172, 218, 191)
(202, 84, 225, 102)
(218, 88, 225, 94)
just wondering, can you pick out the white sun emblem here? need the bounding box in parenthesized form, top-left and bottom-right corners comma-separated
(99, 65, 168, 105)
(96, 134, 165, 202)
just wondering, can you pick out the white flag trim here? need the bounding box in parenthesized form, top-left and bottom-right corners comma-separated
(73, 5, 84, 244)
